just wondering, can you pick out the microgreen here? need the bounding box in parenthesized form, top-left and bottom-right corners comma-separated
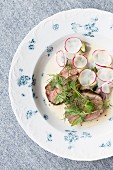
(92, 67, 98, 73)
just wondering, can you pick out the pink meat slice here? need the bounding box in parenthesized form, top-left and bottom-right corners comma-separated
(45, 84, 60, 105)
(81, 90, 103, 111)
(60, 66, 77, 78)
(85, 110, 103, 121)
(65, 114, 78, 124)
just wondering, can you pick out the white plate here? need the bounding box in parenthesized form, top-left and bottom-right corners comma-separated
(9, 9, 113, 161)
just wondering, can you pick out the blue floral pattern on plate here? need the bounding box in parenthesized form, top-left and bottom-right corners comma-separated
(71, 18, 99, 37)
(17, 75, 31, 86)
(28, 38, 35, 50)
(43, 114, 48, 120)
(9, 9, 113, 161)
(52, 24, 59, 30)
(17, 69, 38, 98)
(47, 46, 53, 57)
(47, 133, 52, 142)
(64, 130, 92, 149)
(26, 110, 38, 119)
(99, 141, 111, 148)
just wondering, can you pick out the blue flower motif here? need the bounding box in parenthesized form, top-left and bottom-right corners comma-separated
(47, 46, 53, 53)
(18, 69, 38, 98)
(18, 69, 36, 88)
(47, 133, 52, 141)
(47, 46, 53, 57)
(71, 22, 82, 32)
(81, 132, 92, 138)
(64, 130, 92, 149)
(99, 141, 111, 148)
(17, 75, 31, 86)
(26, 110, 38, 119)
(28, 38, 35, 50)
(52, 24, 59, 30)
(43, 114, 48, 120)
(64, 130, 79, 143)
(71, 17, 99, 37)
(32, 88, 38, 99)
(21, 93, 25, 97)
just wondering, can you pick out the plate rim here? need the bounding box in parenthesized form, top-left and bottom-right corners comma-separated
(9, 8, 113, 161)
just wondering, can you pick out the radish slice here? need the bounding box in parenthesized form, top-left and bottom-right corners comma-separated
(56, 50, 67, 67)
(79, 69, 96, 86)
(97, 68, 113, 82)
(64, 52, 74, 60)
(72, 55, 88, 69)
(65, 37, 82, 53)
(100, 83, 112, 94)
(92, 50, 112, 67)
(97, 77, 104, 87)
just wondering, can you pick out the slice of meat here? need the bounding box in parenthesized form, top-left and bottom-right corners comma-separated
(65, 90, 104, 124)
(45, 83, 61, 105)
(60, 65, 77, 78)
(81, 90, 103, 111)
(65, 114, 78, 124)
(85, 110, 103, 121)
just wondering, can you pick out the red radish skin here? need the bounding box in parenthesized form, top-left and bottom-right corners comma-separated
(100, 86, 111, 94)
(92, 49, 105, 55)
(56, 50, 67, 67)
(89, 70, 97, 86)
(72, 54, 88, 69)
(97, 68, 113, 82)
(100, 82, 113, 94)
(64, 37, 82, 53)
(100, 86, 110, 94)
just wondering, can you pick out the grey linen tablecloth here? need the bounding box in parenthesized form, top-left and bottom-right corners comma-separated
(1, 0, 113, 169)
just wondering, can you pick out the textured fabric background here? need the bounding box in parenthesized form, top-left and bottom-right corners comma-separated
(1, 0, 113, 169)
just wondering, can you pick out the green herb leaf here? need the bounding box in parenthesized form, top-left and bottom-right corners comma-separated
(55, 93, 67, 104)
(103, 100, 111, 109)
(50, 74, 64, 90)
(91, 84, 98, 91)
(84, 101, 94, 113)
(81, 42, 86, 52)
(71, 117, 83, 126)
(92, 67, 98, 73)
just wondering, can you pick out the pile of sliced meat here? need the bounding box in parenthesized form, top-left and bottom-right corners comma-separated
(45, 64, 104, 122)
(65, 90, 103, 123)
(45, 64, 78, 105)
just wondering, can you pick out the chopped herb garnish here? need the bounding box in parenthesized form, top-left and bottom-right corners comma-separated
(84, 101, 94, 113)
(91, 84, 98, 91)
(103, 100, 111, 109)
(92, 67, 98, 73)
(49, 74, 64, 90)
(71, 117, 83, 126)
